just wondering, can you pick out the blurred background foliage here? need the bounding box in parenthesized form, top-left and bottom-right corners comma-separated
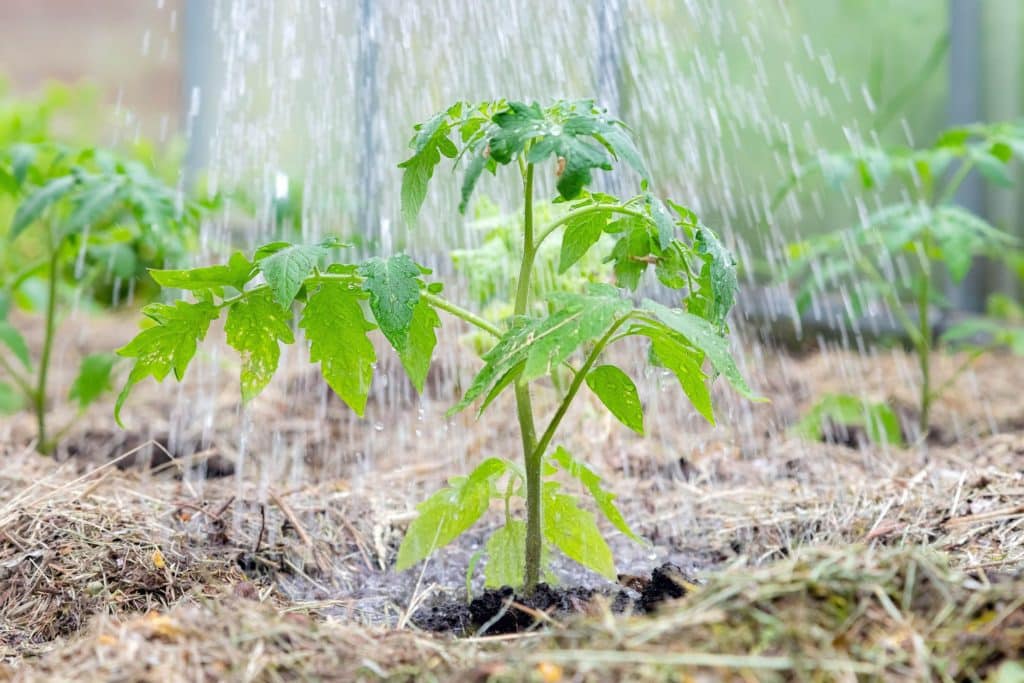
(0, 0, 1020, 302)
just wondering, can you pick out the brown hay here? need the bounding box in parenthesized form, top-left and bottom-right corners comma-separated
(5, 545, 1023, 682)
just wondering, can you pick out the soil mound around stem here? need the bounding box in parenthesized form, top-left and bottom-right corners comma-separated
(412, 562, 695, 635)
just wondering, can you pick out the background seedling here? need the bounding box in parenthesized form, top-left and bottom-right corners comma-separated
(781, 121, 1024, 437)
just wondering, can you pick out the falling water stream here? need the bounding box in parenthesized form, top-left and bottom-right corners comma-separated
(108, 0, 999, 617)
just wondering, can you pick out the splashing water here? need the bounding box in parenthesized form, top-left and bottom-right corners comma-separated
(135, 0, 999, 605)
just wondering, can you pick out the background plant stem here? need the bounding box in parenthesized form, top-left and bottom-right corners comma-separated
(34, 247, 60, 454)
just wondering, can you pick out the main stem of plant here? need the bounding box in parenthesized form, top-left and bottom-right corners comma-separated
(34, 248, 60, 454)
(514, 162, 543, 593)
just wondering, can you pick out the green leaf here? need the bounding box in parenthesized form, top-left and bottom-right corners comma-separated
(458, 146, 488, 214)
(10, 175, 77, 241)
(68, 353, 116, 409)
(542, 484, 616, 579)
(484, 521, 526, 588)
(0, 321, 32, 370)
(300, 281, 376, 416)
(400, 299, 440, 393)
(691, 226, 738, 333)
(550, 446, 642, 543)
(971, 151, 1013, 188)
(450, 286, 630, 415)
(359, 254, 422, 352)
(258, 241, 333, 307)
(488, 101, 546, 164)
(607, 219, 653, 290)
(398, 112, 451, 226)
(225, 289, 295, 401)
(115, 300, 221, 426)
(645, 327, 714, 424)
(643, 300, 759, 400)
(150, 251, 256, 292)
(558, 210, 607, 273)
(0, 381, 25, 414)
(396, 457, 507, 571)
(585, 365, 644, 434)
(11, 144, 37, 186)
(62, 177, 124, 238)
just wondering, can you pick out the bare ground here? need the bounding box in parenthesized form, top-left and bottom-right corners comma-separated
(1, 310, 1023, 680)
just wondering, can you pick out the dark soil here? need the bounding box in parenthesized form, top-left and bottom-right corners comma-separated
(59, 428, 236, 478)
(412, 562, 694, 635)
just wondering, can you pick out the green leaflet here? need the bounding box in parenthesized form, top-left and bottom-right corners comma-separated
(257, 240, 337, 308)
(542, 483, 616, 579)
(358, 254, 439, 393)
(300, 281, 376, 416)
(150, 251, 256, 293)
(398, 112, 454, 227)
(396, 457, 508, 571)
(0, 321, 32, 370)
(607, 219, 653, 290)
(644, 327, 714, 424)
(68, 353, 116, 410)
(225, 289, 295, 402)
(642, 299, 759, 400)
(585, 365, 644, 434)
(484, 520, 526, 588)
(399, 299, 441, 394)
(115, 300, 220, 426)
(558, 209, 608, 274)
(550, 446, 642, 543)
(9, 175, 76, 241)
(793, 394, 904, 446)
(359, 254, 422, 352)
(691, 226, 737, 333)
(450, 286, 630, 416)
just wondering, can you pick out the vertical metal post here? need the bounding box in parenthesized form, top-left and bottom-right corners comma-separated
(356, 0, 381, 247)
(948, 0, 985, 311)
(594, 0, 625, 116)
(982, 0, 1022, 298)
(182, 0, 215, 187)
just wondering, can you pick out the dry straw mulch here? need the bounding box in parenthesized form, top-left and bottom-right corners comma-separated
(3, 546, 1023, 682)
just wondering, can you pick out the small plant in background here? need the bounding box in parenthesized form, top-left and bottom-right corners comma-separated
(781, 121, 1024, 438)
(0, 143, 206, 453)
(114, 99, 758, 594)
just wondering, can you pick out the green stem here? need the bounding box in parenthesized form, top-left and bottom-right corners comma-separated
(35, 249, 61, 454)
(937, 160, 974, 206)
(916, 267, 932, 437)
(534, 203, 646, 250)
(529, 317, 628, 466)
(928, 347, 986, 405)
(855, 255, 926, 349)
(421, 291, 503, 338)
(514, 163, 544, 593)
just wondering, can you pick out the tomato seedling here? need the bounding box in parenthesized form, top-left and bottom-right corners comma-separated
(1, 143, 206, 453)
(780, 121, 1024, 437)
(115, 99, 757, 594)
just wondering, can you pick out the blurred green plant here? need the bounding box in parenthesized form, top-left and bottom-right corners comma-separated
(792, 393, 903, 447)
(781, 121, 1024, 437)
(0, 143, 208, 453)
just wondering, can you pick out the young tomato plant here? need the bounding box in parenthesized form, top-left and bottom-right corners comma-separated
(114, 100, 757, 594)
(781, 121, 1024, 437)
(0, 143, 205, 453)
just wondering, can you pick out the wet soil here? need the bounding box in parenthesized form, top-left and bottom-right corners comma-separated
(412, 562, 693, 635)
